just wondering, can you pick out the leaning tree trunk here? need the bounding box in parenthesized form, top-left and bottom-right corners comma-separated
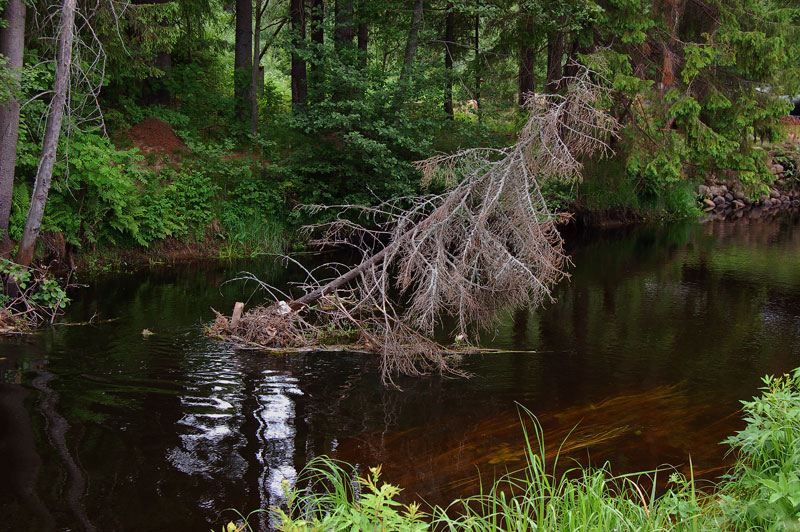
(0, 0, 26, 255)
(17, 0, 76, 267)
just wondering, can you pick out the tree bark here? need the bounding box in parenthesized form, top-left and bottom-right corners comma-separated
(443, 4, 454, 119)
(17, 0, 76, 267)
(334, 0, 354, 50)
(308, 0, 324, 103)
(0, 0, 26, 255)
(545, 27, 565, 93)
(250, 0, 262, 134)
(234, 0, 253, 123)
(357, 16, 368, 69)
(518, 11, 535, 106)
(290, 0, 308, 109)
(398, 0, 424, 89)
(474, 9, 481, 119)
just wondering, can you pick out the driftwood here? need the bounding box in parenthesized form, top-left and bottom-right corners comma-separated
(211, 66, 619, 384)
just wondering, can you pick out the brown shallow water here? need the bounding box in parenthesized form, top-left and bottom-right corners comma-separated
(2, 216, 800, 531)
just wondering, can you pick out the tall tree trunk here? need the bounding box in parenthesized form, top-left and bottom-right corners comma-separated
(309, 0, 324, 102)
(234, 0, 253, 123)
(517, 12, 535, 106)
(250, 0, 262, 134)
(545, 27, 565, 93)
(290, 0, 308, 109)
(17, 0, 76, 267)
(334, 0, 354, 50)
(443, 3, 454, 119)
(333, 0, 354, 101)
(0, 0, 26, 255)
(357, 12, 368, 69)
(474, 9, 481, 119)
(398, 0, 424, 89)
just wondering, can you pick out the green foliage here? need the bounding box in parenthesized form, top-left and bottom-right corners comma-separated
(0, 260, 70, 328)
(716, 369, 800, 528)
(272, 458, 428, 532)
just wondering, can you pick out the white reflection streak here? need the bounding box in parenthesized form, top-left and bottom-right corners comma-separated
(255, 370, 302, 514)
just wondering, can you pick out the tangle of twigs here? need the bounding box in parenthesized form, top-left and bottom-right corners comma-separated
(213, 65, 619, 385)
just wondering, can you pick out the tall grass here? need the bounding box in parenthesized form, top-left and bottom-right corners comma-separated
(218, 369, 800, 531)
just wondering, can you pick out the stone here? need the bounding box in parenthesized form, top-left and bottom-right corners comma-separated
(713, 195, 726, 205)
(770, 189, 780, 199)
(724, 192, 734, 202)
(734, 190, 745, 201)
(733, 200, 745, 209)
(698, 184, 710, 197)
(703, 198, 716, 210)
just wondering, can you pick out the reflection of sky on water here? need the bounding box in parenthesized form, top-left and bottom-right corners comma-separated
(255, 370, 302, 513)
(167, 356, 301, 530)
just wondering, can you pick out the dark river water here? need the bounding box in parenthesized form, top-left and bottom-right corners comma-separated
(2, 215, 800, 531)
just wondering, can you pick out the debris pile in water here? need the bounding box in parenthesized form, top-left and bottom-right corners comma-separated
(209, 302, 312, 348)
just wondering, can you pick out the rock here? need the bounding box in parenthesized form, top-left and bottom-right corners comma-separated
(734, 190, 745, 201)
(770, 189, 780, 199)
(724, 192, 734, 202)
(703, 198, 716, 210)
(733, 200, 745, 209)
(698, 185, 711, 197)
(743, 197, 752, 205)
(713, 195, 726, 205)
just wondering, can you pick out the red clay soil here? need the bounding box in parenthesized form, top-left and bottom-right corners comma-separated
(128, 118, 188, 155)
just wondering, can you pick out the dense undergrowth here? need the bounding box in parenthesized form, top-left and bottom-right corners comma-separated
(219, 368, 800, 531)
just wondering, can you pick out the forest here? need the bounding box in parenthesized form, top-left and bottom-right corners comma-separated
(4, 1, 800, 530)
(1, 0, 799, 273)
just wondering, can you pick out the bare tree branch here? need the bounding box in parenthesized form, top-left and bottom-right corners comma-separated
(211, 65, 619, 385)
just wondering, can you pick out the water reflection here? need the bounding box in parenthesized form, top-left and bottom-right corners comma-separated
(1, 216, 799, 530)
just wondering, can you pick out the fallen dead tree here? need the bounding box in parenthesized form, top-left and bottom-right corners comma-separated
(210, 67, 619, 384)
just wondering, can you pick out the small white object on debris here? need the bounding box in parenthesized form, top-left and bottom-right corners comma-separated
(278, 301, 292, 314)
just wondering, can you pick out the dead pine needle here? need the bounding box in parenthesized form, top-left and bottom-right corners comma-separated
(208, 65, 619, 385)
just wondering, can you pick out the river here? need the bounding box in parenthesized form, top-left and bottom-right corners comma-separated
(2, 215, 800, 531)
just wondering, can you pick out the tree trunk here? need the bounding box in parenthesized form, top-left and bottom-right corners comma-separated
(443, 4, 454, 119)
(290, 0, 308, 109)
(357, 17, 368, 69)
(518, 12, 535, 106)
(398, 0, 424, 89)
(545, 27, 565, 93)
(334, 0, 354, 50)
(0, 0, 26, 255)
(333, 0, 354, 101)
(250, 0, 262, 135)
(308, 0, 324, 103)
(474, 10, 481, 119)
(290, 1, 307, 107)
(17, 0, 76, 267)
(234, 0, 253, 123)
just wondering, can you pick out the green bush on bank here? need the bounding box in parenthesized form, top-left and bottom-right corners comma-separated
(224, 369, 800, 531)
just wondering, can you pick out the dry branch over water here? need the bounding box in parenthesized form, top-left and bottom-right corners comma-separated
(210, 67, 619, 382)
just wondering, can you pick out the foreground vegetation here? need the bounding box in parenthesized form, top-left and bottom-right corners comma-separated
(221, 368, 800, 531)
